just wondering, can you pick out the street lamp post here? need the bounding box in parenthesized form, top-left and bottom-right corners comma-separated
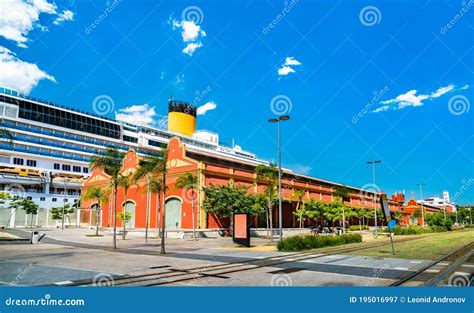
(416, 183, 425, 227)
(269, 115, 290, 242)
(367, 160, 381, 238)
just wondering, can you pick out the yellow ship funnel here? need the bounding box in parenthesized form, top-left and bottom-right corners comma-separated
(168, 99, 196, 136)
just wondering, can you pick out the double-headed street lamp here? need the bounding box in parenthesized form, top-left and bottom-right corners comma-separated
(367, 160, 381, 238)
(269, 115, 290, 241)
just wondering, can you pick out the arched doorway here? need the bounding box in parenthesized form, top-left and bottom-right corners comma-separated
(165, 198, 182, 229)
(124, 201, 136, 228)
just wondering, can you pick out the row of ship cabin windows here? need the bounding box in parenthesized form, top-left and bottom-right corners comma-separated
(13, 158, 89, 173)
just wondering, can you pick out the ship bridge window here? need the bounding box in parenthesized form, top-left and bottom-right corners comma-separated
(123, 135, 138, 143)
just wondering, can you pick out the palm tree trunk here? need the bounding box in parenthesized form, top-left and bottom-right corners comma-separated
(122, 202, 127, 240)
(113, 178, 118, 249)
(95, 207, 100, 236)
(160, 174, 166, 254)
(156, 193, 160, 238)
(145, 174, 150, 242)
(191, 189, 196, 241)
(268, 199, 274, 243)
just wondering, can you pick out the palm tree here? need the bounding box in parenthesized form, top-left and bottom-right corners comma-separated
(175, 172, 198, 241)
(117, 173, 133, 240)
(333, 185, 350, 233)
(133, 151, 168, 253)
(89, 146, 124, 249)
(291, 188, 306, 232)
(82, 186, 108, 236)
(254, 164, 278, 242)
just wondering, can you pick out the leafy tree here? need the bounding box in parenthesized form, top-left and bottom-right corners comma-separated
(82, 186, 108, 236)
(291, 189, 306, 231)
(254, 164, 278, 242)
(333, 186, 350, 232)
(305, 199, 326, 224)
(203, 182, 260, 222)
(8, 198, 39, 226)
(0, 192, 12, 205)
(118, 211, 131, 224)
(118, 173, 133, 240)
(90, 146, 124, 249)
(175, 172, 198, 241)
(413, 208, 422, 219)
(133, 153, 167, 243)
(50, 204, 76, 226)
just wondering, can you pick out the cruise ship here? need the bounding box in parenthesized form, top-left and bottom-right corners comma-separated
(0, 87, 264, 228)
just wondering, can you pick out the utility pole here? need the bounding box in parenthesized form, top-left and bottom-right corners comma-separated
(367, 160, 381, 238)
(269, 115, 290, 241)
(416, 183, 425, 227)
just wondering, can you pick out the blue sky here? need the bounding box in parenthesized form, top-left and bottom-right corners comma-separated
(0, 0, 473, 204)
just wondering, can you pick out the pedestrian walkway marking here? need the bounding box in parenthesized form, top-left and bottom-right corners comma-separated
(425, 269, 440, 273)
(394, 267, 408, 271)
(54, 281, 74, 285)
(409, 261, 422, 264)
(461, 264, 474, 268)
(438, 262, 449, 266)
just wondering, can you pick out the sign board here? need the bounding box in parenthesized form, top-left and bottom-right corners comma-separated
(233, 213, 250, 247)
(380, 194, 396, 254)
(380, 194, 392, 223)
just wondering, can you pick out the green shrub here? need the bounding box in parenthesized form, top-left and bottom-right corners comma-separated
(349, 225, 369, 231)
(385, 225, 448, 235)
(277, 233, 362, 252)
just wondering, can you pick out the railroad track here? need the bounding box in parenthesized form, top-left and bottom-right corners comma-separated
(69, 235, 430, 287)
(390, 242, 474, 287)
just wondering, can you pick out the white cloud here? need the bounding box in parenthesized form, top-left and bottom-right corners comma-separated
(430, 84, 454, 98)
(171, 19, 206, 56)
(0, 0, 74, 47)
(196, 101, 217, 115)
(115, 104, 158, 125)
(53, 10, 74, 25)
(0, 46, 56, 94)
(284, 57, 301, 66)
(373, 84, 464, 112)
(277, 56, 302, 76)
(287, 164, 312, 175)
(183, 42, 203, 56)
(277, 66, 295, 76)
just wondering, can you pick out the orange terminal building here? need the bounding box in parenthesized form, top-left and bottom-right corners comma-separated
(81, 99, 439, 235)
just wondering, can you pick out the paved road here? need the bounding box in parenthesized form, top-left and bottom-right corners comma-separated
(0, 228, 431, 286)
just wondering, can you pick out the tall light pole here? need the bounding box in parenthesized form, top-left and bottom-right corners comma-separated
(269, 115, 290, 241)
(367, 160, 381, 238)
(416, 183, 425, 227)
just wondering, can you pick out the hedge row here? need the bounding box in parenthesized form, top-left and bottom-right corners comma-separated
(349, 225, 370, 231)
(383, 225, 448, 235)
(277, 233, 363, 252)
